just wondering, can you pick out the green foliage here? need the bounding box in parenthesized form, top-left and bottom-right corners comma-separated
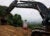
(28, 24, 43, 30)
(0, 6, 8, 16)
(7, 14, 13, 25)
(7, 14, 23, 27)
(13, 14, 23, 27)
(0, 6, 23, 27)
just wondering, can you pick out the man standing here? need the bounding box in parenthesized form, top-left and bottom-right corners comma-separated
(23, 20, 28, 30)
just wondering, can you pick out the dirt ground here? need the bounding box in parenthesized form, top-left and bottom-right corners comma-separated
(0, 25, 32, 36)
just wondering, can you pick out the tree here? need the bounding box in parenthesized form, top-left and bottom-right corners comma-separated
(0, 6, 8, 16)
(0, 6, 8, 24)
(0, 5, 23, 27)
(13, 14, 23, 27)
(6, 14, 13, 25)
(6, 14, 23, 27)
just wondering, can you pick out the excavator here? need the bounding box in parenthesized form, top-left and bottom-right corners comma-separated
(0, 0, 50, 36)
(1, 0, 50, 26)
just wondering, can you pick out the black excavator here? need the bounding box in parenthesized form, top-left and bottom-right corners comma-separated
(2, 0, 50, 26)
(0, 0, 50, 36)
(1, 0, 50, 30)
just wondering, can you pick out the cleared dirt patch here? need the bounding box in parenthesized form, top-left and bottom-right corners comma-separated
(0, 25, 32, 36)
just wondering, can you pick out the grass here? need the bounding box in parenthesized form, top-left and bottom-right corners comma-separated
(28, 24, 43, 30)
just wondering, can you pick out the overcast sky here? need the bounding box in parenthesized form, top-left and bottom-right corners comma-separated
(0, 0, 50, 23)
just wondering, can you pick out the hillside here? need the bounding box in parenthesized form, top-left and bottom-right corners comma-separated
(0, 25, 32, 36)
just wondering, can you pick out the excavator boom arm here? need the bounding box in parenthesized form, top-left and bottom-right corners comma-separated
(5, 0, 50, 26)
